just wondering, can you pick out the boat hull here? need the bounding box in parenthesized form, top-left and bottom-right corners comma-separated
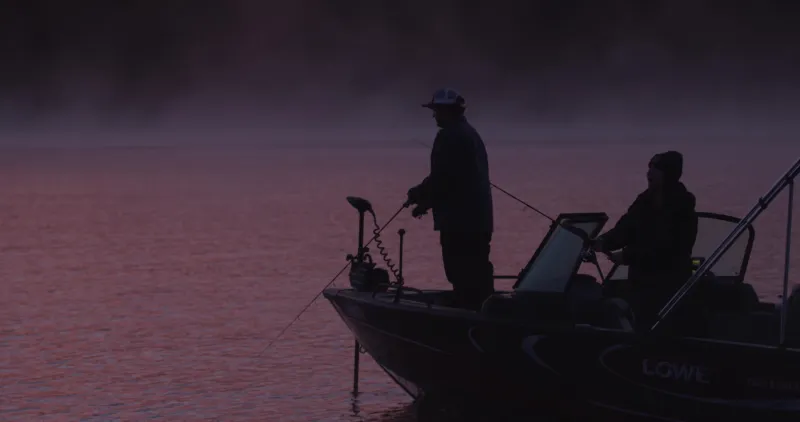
(323, 288, 800, 421)
(325, 288, 585, 412)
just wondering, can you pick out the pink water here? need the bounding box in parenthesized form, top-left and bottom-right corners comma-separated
(1, 143, 798, 421)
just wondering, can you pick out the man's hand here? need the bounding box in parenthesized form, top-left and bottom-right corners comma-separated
(590, 237, 606, 253)
(411, 205, 429, 219)
(406, 185, 422, 206)
(608, 250, 625, 265)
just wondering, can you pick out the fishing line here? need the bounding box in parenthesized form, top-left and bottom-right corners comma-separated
(410, 138, 602, 249)
(410, 139, 555, 222)
(259, 139, 566, 356)
(256, 201, 409, 357)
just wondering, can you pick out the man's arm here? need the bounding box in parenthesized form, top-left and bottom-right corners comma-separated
(597, 193, 646, 252)
(408, 129, 467, 209)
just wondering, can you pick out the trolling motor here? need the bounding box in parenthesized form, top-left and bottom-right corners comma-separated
(345, 196, 393, 293)
(344, 196, 408, 396)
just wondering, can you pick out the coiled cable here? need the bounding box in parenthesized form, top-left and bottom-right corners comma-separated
(256, 200, 408, 357)
(369, 210, 403, 284)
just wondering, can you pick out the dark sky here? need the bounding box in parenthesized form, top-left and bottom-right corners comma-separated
(2, 0, 800, 145)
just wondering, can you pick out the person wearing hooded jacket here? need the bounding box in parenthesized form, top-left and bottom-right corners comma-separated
(405, 88, 495, 310)
(592, 151, 698, 328)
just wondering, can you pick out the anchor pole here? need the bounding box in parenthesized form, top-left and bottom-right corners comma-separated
(353, 340, 361, 394)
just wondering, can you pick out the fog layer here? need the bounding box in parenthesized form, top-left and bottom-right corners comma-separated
(2, 1, 799, 146)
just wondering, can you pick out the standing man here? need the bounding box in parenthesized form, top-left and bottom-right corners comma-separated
(406, 88, 495, 310)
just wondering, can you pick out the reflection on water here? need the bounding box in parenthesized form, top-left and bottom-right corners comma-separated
(351, 394, 415, 421)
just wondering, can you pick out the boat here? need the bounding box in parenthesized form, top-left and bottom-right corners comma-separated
(322, 157, 800, 421)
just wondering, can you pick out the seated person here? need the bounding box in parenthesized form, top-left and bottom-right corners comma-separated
(592, 151, 699, 328)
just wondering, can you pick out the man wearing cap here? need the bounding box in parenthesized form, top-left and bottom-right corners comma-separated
(592, 151, 698, 328)
(405, 88, 495, 310)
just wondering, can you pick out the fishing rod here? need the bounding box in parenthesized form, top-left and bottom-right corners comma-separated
(490, 181, 554, 222)
(256, 200, 409, 357)
(258, 140, 588, 356)
(410, 139, 606, 256)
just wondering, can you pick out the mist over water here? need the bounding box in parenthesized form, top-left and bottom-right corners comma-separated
(2, 1, 800, 146)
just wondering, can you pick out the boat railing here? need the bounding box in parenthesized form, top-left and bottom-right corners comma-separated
(653, 156, 800, 343)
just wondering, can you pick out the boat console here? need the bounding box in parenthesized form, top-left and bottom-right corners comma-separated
(481, 212, 615, 323)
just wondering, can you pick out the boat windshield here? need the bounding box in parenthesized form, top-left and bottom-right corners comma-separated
(607, 212, 754, 282)
(515, 214, 608, 293)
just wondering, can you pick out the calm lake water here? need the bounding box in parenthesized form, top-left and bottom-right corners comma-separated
(1, 142, 798, 421)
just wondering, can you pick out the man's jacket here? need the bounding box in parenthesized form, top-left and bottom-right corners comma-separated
(600, 182, 698, 282)
(411, 117, 493, 233)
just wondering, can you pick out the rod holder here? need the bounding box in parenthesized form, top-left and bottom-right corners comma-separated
(780, 180, 794, 347)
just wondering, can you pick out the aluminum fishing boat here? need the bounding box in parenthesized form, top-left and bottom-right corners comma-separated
(323, 157, 800, 421)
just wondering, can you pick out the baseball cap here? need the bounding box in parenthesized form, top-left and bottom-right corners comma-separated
(422, 88, 466, 109)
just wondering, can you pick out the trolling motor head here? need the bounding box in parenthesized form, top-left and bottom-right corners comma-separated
(345, 197, 372, 264)
(346, 196, 373, 215)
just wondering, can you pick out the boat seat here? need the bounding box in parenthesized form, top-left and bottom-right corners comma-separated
(682, 279, 760, 340)
(699, 280, 759, 313)
(782, 284, 800, 347)
(567, 273, 603, 309)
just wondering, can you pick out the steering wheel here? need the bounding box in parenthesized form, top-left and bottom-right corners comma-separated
(580, 248, 597, 264)
(561, 222, 611, 284)
(580, 246, 609, 284)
